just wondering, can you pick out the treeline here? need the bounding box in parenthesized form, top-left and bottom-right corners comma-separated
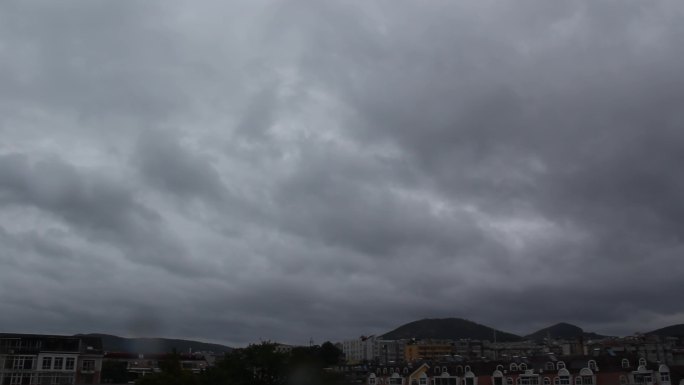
(135, 341, 345, 385)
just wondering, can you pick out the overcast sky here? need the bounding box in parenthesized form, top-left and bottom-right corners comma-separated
(1, 0, 684, 347)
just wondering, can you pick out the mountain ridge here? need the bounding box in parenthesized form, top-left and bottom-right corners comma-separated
(75, 333, 233, 354)
(645, 324, 684, 337)
(524, 322, 609, 341)
(381, 318, 521, 342)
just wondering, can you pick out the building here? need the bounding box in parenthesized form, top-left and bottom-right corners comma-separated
(343, 336, 377, 363)
(404, 341, 455, 362)
(365, 356, 681, 385)
(376, 340, 408, 365)
(102, 352, 209, 381)
(0, 333, 103, 385)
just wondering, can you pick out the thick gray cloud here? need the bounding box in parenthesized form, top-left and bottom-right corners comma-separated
(1, 0, 684, 346)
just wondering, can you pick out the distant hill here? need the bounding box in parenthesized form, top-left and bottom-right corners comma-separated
(76, 333, 232, 354)
(381, 318, 521, 342)
(646, 324, 684, 337)
(524, 323, 609, 341)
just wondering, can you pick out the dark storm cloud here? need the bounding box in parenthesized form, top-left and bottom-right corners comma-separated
(1, 0, 683, 346)
(0, 153, 198, 276)
(134, 130, 226, 201)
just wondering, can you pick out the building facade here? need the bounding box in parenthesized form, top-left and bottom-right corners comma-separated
(0, 334, 103, 385)
(343, 336, 377, 363)
(366, 356, 680, 385)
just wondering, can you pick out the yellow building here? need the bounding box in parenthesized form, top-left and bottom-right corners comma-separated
(404, 343, 454, 362)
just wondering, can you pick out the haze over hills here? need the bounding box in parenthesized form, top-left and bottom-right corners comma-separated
(73, 322, 684, 351)
(381, 318, 521, 342)
(76, 333, 232, 354)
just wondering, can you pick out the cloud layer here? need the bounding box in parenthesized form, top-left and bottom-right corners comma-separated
(1, 0, 684, 346)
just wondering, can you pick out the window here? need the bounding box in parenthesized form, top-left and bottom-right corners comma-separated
(43, 357, 53, 370)
(511, 364, 518, 371)
(54, 357, 64, 370)
(546, 363, 555, 371)
(508, 378, 514, 385)
(560, 377, 569, 385)
(370, 378, 377, 385)
(420, 378, 428, 385)
(465, 366, 471, 373)
(13, 356, 34, 370)
(82, 360, 95, 372)
(661, 373, 670, 382)
(12, 374, 33, 385)
(497, 365, 504, 371)
(520, 364, 528, 371)
(588, 361, 597, 371)
(557, 362, 566, 370)
(575, 378, 582, 385)
(65, 358, 75, 371)
(13, 357, 24, 370)
(639, 358, 647, 366)
(554, 378, 559, 385)
(544, 378, 551, 385)
(622, 360, 630, 369)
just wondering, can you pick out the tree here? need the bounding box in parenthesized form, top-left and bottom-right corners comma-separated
(101, 360, 130, 384)
(136, 351, 198, 385)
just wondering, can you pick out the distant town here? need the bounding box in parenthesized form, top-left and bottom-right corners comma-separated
(2, 318, 684, 385)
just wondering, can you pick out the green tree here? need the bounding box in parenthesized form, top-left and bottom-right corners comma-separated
(202, 342, 287, 385)
(101, 360, 130, 384)
(136, 351, 198, 385)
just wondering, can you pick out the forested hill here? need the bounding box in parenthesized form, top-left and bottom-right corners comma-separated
(381, 318, 521, 342)
(524, 322, 609, 341)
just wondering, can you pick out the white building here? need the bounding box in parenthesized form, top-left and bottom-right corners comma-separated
(342, 336, 377, 363)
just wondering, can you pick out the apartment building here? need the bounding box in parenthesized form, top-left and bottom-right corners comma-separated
(0, 334, 103, 385)
(343, 336, 377, 363)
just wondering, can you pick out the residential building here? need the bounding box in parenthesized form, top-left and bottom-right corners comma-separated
(376, 340, 408, 365)
(343, 336, 377, 363)
(404, 341, 455, 362)
(365, 355, 681, 385)
(103, 352, 209, 380)
(0, 333, 103, 385)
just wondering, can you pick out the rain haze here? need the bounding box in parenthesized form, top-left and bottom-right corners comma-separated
(1, 1, 684, 347)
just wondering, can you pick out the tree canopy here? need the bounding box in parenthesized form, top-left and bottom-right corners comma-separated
(135, 342, 344, 385)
